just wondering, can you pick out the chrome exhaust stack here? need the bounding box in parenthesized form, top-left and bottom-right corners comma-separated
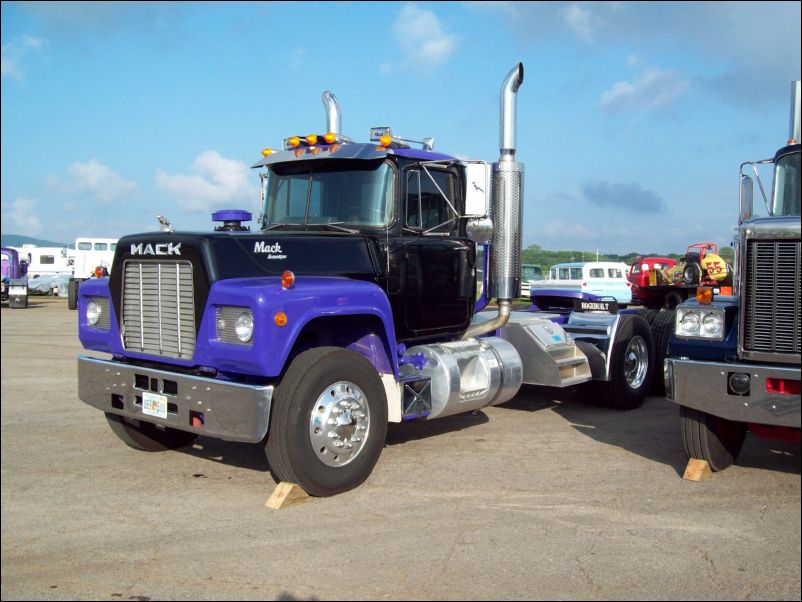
(463, 63, 524, 340)
(789, 80, 801, 145)
(491, 62, 525, 302)
(322, 90, 341, 135)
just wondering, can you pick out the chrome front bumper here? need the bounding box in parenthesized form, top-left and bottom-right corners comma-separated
(665, 358, 801, 428)
(78, 355, 273, 442)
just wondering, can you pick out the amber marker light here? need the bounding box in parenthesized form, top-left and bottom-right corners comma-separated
(288, 136, 301, 148)
(274, 311, 288, 327)
(261, 147, 273, 157)
(281, 270, 295, 289)
(696, 287, 713, 304)
(379, 134, 392, 147)
(306, 134, 318, 145)
(324, 132, 336, 144)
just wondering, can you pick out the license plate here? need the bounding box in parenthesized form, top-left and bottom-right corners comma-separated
(142, 391, 168, 419)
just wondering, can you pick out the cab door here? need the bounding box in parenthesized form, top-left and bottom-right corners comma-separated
(402, 165, 474, 337)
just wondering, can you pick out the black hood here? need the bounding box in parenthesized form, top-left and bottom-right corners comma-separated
(112, 231, 380, 281)
(109, 231, 381, 328)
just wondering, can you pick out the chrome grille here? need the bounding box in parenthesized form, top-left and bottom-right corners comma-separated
(122, 260, 196, 359)
(743, 240, 801, 357)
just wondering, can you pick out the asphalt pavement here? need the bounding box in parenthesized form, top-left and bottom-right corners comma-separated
(1, 297, 800, 600)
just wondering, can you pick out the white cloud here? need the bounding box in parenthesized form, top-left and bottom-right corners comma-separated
(560, 3, 602, 43)
(1, 35, 45, 81)
(463, 1, 519, 18)
(60, 159, 137, 203)
(4, 197, 43, 236)
(600, 68, 690, 115)
(155, 150, 257, 213)
(386, 4, 458, 73)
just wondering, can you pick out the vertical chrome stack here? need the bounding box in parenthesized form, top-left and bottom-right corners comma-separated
(490, 63, 525, 302)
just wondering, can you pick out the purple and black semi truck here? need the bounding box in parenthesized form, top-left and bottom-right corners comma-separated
(76, 64, 660, 496)
(1, 247, 29, 309)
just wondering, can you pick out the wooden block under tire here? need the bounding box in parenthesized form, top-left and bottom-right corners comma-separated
(266, 482, 311, 509)
(683, 458, 713, 481)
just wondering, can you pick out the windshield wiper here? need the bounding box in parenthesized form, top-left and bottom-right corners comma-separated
(315, 222, 359, 234)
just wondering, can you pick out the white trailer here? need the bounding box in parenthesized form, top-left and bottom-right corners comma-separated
(72, 238, 117, 279)
(68, 237, 118, 310)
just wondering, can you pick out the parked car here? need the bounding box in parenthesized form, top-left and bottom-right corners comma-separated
(531, 261, 633, 304)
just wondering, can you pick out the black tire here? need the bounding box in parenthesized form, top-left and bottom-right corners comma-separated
(650, 310, 676, 394)
(664, 290, 684, 310)
(636, 308, 659, 325)
(105, 412, 197, 452)
(596, 314, 655, 410)
(680, 406, 746, 471)
(265, 347, 388, 497)
(68, 279, 79, 310)
(683, 263, 702, 285)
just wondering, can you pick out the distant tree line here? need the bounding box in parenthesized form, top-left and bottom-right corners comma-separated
(521, 244, 734, 272)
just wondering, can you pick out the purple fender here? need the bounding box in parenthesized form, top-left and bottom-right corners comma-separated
(78, 276, 399, 379)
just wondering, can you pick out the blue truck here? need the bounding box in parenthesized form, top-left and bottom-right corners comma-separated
(76, 64, 663, 496)
(665, 81, 801, 470)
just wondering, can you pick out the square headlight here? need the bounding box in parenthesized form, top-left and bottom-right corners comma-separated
(676, 307, 725, 340)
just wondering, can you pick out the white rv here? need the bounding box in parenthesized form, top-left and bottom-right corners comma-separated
(14, 245, 73, 278)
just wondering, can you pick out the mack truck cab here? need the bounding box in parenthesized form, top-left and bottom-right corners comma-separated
(666, 81, 801, 471)
(77, 64, 658, 496)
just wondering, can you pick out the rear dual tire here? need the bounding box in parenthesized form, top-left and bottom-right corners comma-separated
(596, 314, 655, 410)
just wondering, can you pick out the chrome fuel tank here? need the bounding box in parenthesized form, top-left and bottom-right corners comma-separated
(400, 336, 522, 420)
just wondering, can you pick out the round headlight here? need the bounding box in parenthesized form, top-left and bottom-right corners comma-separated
(86, 300, 101, 326)
(679, 312, 700, 334)
(702, 313, 722, 336)
(235, 312, 254, 342)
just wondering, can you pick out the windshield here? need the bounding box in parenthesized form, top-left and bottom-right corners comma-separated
(772, 151, 801, 216)
(261, 159, 394, 229)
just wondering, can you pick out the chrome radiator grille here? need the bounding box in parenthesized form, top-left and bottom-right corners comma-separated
(742, 240, 801, 357)
(122, 260, 196, 359)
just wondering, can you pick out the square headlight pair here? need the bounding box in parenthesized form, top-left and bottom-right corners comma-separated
(675, 306, 725, 340)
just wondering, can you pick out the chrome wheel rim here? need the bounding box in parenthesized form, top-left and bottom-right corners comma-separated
(309, 381, 370, 467)
(624, 335, 649, 389)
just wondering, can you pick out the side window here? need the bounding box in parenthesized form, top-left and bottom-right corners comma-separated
(570, 268, 583, 280)
(94, 243, 108, 251)
(558, 267, 570, 279)
(40, 255, 55, 265)
(406, 168, 457, 233)
(78, 242, 92, 251)
(110, 244, 117, 251)
(270, 174, 309, 222)
(550, 268, 557, 279)
(608, 268, 622, 278)
(589, 268, 604, 278)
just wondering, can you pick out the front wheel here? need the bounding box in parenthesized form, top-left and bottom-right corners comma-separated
(265, 347, 388, 497)
(680, 406, 746, 471)
(596, 314, 655, 410)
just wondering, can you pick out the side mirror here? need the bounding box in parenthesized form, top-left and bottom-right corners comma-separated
(466, 217, 493, 245)
(739, 175, 753, 223)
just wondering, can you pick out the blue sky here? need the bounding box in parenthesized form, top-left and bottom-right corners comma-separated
(2, 1, 800, 254)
